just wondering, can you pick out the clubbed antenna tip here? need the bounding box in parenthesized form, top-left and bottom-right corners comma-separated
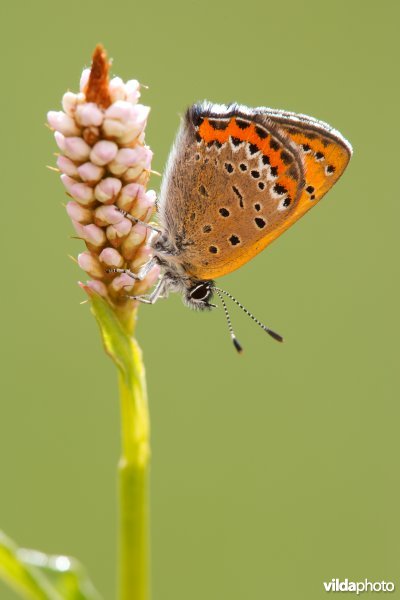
(215, 286, 284, 347)
(266, 329, 284, 343)
(232, 337, 243, 353)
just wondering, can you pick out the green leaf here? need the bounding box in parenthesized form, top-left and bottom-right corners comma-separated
(0, 531, 101, 600)
(18, 549, 102, 600)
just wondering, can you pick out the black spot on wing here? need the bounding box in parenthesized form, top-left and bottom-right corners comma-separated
(232, 185, 244, 208)
(255, 126, 268, 139)
(192, 114, 204, 127)
(208, 119, 229, 130)
(274, 183, 287, 195)
(235, 118, 250, 129)
(231, 136, 242, 146)
(255, 217, 266, 229)
(280, 150, 293, 165)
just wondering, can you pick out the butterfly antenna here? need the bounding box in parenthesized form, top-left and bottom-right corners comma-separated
(215, 289, 243, 353)
(215, 287, 284, 343)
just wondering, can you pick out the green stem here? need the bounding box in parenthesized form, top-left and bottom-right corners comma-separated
(118, 337, 150, 600)
(86, 291, 151, 600)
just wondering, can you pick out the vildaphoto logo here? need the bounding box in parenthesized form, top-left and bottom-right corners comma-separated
(324, 579, 395, 594)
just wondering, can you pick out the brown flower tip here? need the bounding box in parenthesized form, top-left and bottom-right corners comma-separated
(85, 44, 112, 109)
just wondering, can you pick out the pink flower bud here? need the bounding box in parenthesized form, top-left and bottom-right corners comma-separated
(120, 224, 147, 259)
(133, 264, 160, 295)
(47, 111, 80, 136)
(134, 170, 151, 186)
(106, 218, 132, 247)
(80, 68, 91, 92)
(113, 218, 132, 236)
(108, 148, 136, 175)
(109, 146, 152, 178)
(103, 103, 150, 143)
(125, 79, 140, 104)
(110, 273, 135, 293)
(99, 247, 124, 267)
(116, 183, 144, 212)
(105, 101, 137, 121)
(57, 155, 79, 178)
(130, 188, 156, 220)
(90, 140, 118, 166)
(60, 174, 77, 193)
(109, 77, 127, 102)
(122, 167, 143, 182)
(77, 162, 105, 183)
(119, 106, 150, 144)
(66, 201, 92, 224)
(62, 92, 78, 116)
(105, 120, 128, 139)
(94, 205, 124, 226)
(82, 126, 100, 145)
(78, 251, 104, 278)
(94, 177, 122, 203)
(54, 131, 67, 152)
(56, 133, 91, 162)
(61, 174, 95, 205)
(72, 221, 106, 247)
(86, 279, 109, 298)
(130, 245, 153, 271)
(75, 103, 104, 127)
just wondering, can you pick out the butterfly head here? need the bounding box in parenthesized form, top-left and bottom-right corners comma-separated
(185, 279, 216, 310)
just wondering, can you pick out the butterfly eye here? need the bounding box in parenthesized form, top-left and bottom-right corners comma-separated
(277, 197, 292, 211)
(189, 283, 211, 301)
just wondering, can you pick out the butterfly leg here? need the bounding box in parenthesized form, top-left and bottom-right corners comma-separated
(125, 276, 166, 305)
(106, 256, 159, 281)
(116, 208, 162, 235)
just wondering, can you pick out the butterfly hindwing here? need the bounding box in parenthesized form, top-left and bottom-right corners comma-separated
(158, 102, 352, 280)
(257, 106, 352, 221)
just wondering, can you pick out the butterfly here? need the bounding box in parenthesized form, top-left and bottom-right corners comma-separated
(110, 101, 352, 351)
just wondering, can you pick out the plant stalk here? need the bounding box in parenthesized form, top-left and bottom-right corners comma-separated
(87, 292, 151, 600)
(118, 331, 150, 600)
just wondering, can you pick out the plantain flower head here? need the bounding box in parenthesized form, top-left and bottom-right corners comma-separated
(47, 45, 160, 310)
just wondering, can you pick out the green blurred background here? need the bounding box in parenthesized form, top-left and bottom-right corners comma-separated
(1, 0, 399, 598)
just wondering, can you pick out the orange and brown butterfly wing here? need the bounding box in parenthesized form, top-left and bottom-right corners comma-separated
(257, 106, 352, 228)
(158, 102, 352, 281)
